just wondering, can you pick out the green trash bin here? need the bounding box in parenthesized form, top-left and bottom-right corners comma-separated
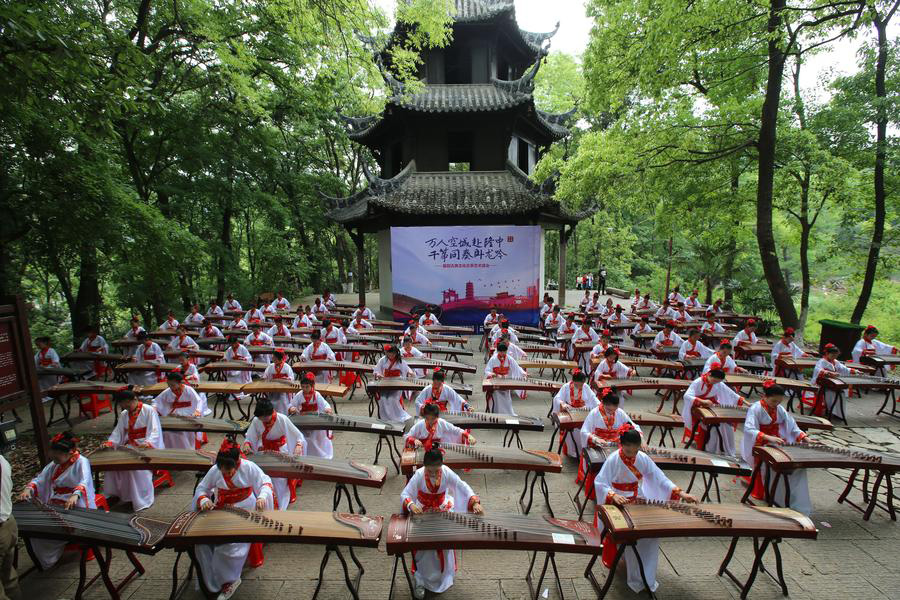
(818, 320, 866, 361)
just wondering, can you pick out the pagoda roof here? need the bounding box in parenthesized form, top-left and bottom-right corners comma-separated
(321, 160, 595, 228)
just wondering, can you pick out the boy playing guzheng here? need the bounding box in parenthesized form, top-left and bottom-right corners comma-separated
(18, 431, 96, 569)
(484, 342, 526, 415)
(552, 369, 599, 459)
(414, 368, 470, 415)
(651, 320, 682, 352)
(593, 429, 697, 593)
(741, 382, 812, 515)
(102, 389, 163, 511)
(193, 444, 274, 599)
(578, 389, 640, 496)
(400, 447, 483, 598)
(681, 368, 743, 455)
(242, 398, 305, 510)
(404, 403, 474, 450)
(224, 335, 254, 385)
(703, 342, 748, 374)
(770, 327, 808, 376)
(152, 372, 203, 449)
(288, 372, 334, 458)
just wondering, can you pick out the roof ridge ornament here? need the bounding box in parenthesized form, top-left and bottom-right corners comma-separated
(490, 49, 546, 95)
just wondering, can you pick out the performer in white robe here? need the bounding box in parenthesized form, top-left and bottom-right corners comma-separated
(123, 318, 146, 357)
(352, 303, 375, 320)
(810, 343, 860, 420)
(34, 336, 62, 397)
(347, 315, 373, 333)
(654, 304, 677, 320)
(580, 290, 592, 308)
(557, 314, 578, 360)
(152, 372, 203, 449)
(288, 373, 334, 458)
(593, 429, 697, 594)
(770, 327, 808, 375)
(634, 294, 657, 312)
(158, 312, 180, 337)
(404, 404, 472, 450)
(588, 330, 615, 363)
(668, 287, 686, 305)
(297, 331, 336, 383)
(742, 383, 811, 515)
(206, 301, 224, 317)
(261, 350, 295, 414)
(102, 389, 163, 510)
(245, 323, 273, 365)
(228, 314, 248, 330)
(311, 297, 328, 316)
(551, 370, 599, 458)
(651, 321, 683, 351)
(607, 306, 627, 324)
(703, 342, 747, 374)
(373, 345, 414, 422)
(166, 326, 199, 357)
(224, 337, 254, 385)
(673, 302, 694, 322)
(543, 306, 563, 334)
(418, 307, 440, 327)
(405, 321, 432, 346)
(77, 328, 109, 378)
(320, 319, 346, 346)
(700, 316, 725, 334)
(400, 450, 482, 597)
(271, 292, 291, 312)
(630, 316, 653, 337)
(401, 337, 426, 378)
(18, 432, 96, 569)
(593, 348, 635, 397)
(678, 329, 714, 361)
(266, 317, 292, 343)
(685, 290, 704, 309)
(705, 299, 725, 317)
(495, 333, 526, 362)
(224, 294, 242, 313)
(578, 389, 641, 495)
(414, 369, 470, 414)
(124, 332, 164, 386)
(572, 320, 600, 371)
(243, 398, 305, 509)
(192, 445, 274, 598)
(852, 325, 897, 374)
(483, 343, 526, 415)
(183, 305, 205, 327)
(732, 319, 763, 363)
(199, 319, 224, 341)
(681, 368, 743, 455)
(244, 305, 265, 324)
(489, 321, 519, 346)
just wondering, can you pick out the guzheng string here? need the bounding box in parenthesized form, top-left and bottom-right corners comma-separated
(632, 498, 733, 527)
(783, 442, 884, 463)
(419, 443, 552, 465)
(406, 512, 576, 542)
(15, 499, 145, 544)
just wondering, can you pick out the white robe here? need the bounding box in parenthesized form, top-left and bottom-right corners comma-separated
(206, 305, 224, 317)
(27, 454, 96, 569)
(552, 383, 599, 457)
(192, 461, 274, 593)
(34, 348, 61, 394)
(152, 385, 203, 449)
(419, 314, 440, 326)
(652, 330, 683, 350)
(580, 408, 640, 450)
(593, 450, 678, 593)
(732, 329, 763, 363)
(298, 342, 336, 383)
(543, 314, 563, 331)
(401, 347, 426, 378)
(483, 314, 501, 328)
(77, 335, 109, 376)
(593, 359, 631, 393)
(630, 324, 653, 336)
(104, 403, 163, 510)
(704, 353, 738, 373)
(129, 342, 165, 386)
(771, 340, 805, 375)
(852, 338, 897, 367)
(682, 376, 741, 455)
(224, 344, 254, 385)
(414, 383, 469, 415)
(700, 322, 725, 334)
(373, 357, 413, 422)
(678, 339, 714, 361)
(810, 357, 853, 420)
(272, 297, 291, 311)
(289, 390, 334, 458)
(228, 318, 248, 330)
(244, 413, 305, 509)
(245, 331, 274, 364)
(261, 362, 295, 414)
(167, 335, 199, 356)
(404, 418, 467, 449)
(741, 401, 811, 516)
(400, 466, 478, 594)
(348, 319, 373, 332)
(353, 307, 376, 320)
(224, 299, 243, 312)
(244, 308, 265, 323)
(183, 312, 205, 327)
(557, 323, 578, 359)
(484, 354, 526, 415)
(405, 330, 431, 346)
(572, 328, 600, 370)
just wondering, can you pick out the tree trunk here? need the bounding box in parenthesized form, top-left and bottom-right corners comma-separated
(705, 276, 713, 305)
(798, 172, 811, 334)
(71, 243, 102, 339)
(851, 16, 890, 323)
(217, 197, 233, 305)
(756, 0, 799, 328)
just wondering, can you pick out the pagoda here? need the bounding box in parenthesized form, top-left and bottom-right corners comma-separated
(324, 0, 593, 313)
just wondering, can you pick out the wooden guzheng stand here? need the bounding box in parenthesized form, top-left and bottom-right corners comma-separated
(13, 499, 171, 600)
(165, 510, 382, 600)
(574, 445, 751, 518)
(818, 373, 900, 420)
(593, 500, 817, 599)
(596, 377, 690, 413)
(400, 443, 562, 516)
(743, 442, 900, 521)
(291, 411, 405, 471)
(685, 403, 833, 449)
(480, 376, 562, 413)
(385, 512, 602, 600)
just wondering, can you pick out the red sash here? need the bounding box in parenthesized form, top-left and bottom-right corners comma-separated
(569, 384, 584, 408)
(272, 363, 290, 380)
(417, 489, 446, 510)
(216, 486, 252, 507)
(250, 335, 265, 346)
(126, 405, 147, 444)
(170, 388, 192, 412)
(39, 348, 53, 366)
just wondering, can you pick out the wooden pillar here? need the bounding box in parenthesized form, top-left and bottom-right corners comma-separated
(350, 228, 366, 306)
(558, 226, 570, 308)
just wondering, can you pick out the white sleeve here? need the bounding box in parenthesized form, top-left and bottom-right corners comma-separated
(108, 411, 129, 446)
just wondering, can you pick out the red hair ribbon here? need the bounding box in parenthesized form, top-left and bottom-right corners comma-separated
(746, 319, 756, 325)
(784, 328, 794, 336)
(762, 379, 776, 389)
(433, 367, 442, 374)
(303, 372, 316, 383)
(602, 329, 611, 336)
(383, 344, 392, 352)
(599, 387, 612, 399)
(824, 343, 837, 351)
(408, 320, 416, 326)
(572, 368, 582, 376)
(51, 433, 66, 443)
(865, 325, 877, 333)
(666, 320, 677, 327)
(709, 361, 722, 370)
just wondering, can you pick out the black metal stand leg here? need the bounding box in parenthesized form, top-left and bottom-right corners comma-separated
(587, 544, 626, 599)
(864, 472, 886, 521)
(332, 483, 357, 514)
(539, 473, 554, 517)
(75, 547, 89, 600)
(772, 539, 788, 595)
(525, 551, 550, 600)
(717, 537, 740, 576)
(312, 545, 363, 600)
(352, 485, 367, 515)
(391, 553, 416, 600)
(91, 545, 120, 600)
(548, 425, 559, 452)
(374, 434, 401, 474)
(740, 538, 771, 599)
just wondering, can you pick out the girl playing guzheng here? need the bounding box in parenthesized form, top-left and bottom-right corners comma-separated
(484, 342, 527, 415)
(400, 447, 483, 598)
(298, 330, 336, 384)
(593, 348, 636, 399)
(224, 336, 254, 385)
(288, 372, 334, 458)
(593, 429, 697, 594)
(192, 444, 274, 599)
(681, 368, 743, 455)
(404, 403, 474, 450)
(18, 431, 96, 569)
(401, 335, 426, 378)
(552, 369, 599, 458)
(261, 349, 295, 414)
(373, 344, 414, 423)
(741, 382, 812, 516)
(578, 389, 641, 496)
(34, 336, 61, 398)
(152, 371, 203, 450)
(852, 325, 897, 373)
(130, 331, 165, 386)
(242, 398, 305, 510)
(414, 368, 470, 415)
(810, 343, 860, 420)
(102, 389, 163, 511)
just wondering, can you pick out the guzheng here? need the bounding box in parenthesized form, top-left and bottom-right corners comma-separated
(735, 343, 773, 356)
(60, 351, 127, 364)
(404, 357, 477, 374)
(551, 408, 682, 432)
(753, 441, 900, 472)
(195, 336, 228, 347)
(13, 499, 170, 551)
(440, 411, 545, 432)
(366, 378, 473, 396)
(612, 344, 653, 357)
(245, 451, 387, 487)
(692, 404, 833, 431)
(819, 374, 900, 392)
(87, 447, 214, 472)
(329, 343, 383, 355)
(35, 366, 89, 378)
(412, 344, 474, 357)
(386, 512, 602, 554)
(109, 338, 141, 348)
(419, 334, 469, 346)
(516, 358, 578, 370)
(584, 445, 750, 477)
(776, 356, 874, 374)
(164, 509, 382, 547)
(598, 500, 817, 542)
(594, 377, 690, 392)
(400, 443, 562, 475)
(421, 325, 471, 335)
(724, 373, 817, 392)
(47, 380, 130, 397)
(480, 377, 563, 394)
(290, 412, 404, 436)
(246, 345, 305, 357)
(516, 333, 554, 344)
(137, 381, 243, 396)
(199, 360, 268, 373)
(345, 334, 391, 345)
(291, 360, 375, 375)
(113, 361, 181, 374)
(242, 379, 350, 398)
(680, 357, 765, 373)
(163, 349, 224, 361)
(618, 357, 683, 371)
(519, 344, 565, 355)
(74, 414, 248, 436)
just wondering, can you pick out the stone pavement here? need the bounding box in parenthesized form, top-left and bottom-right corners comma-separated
(15, 293, 900, 600)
